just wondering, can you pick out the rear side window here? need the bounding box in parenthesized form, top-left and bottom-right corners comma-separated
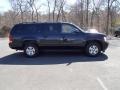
(11, 24, 37, 35)
(37, 24, 44, 34)
(11, 23, 61, 35)
(11, 25, 21, 35)
(42, 24, 61, 34)
(24, 24, 37, 34)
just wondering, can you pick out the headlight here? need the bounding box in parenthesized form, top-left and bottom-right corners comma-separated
(104, 37, 107, 41)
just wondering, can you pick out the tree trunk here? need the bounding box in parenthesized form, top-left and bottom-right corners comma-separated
(86, 0, 89, 28)
(106, 0, 110, 35)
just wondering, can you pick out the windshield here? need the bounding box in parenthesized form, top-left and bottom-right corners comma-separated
(70, 23, 86, 33)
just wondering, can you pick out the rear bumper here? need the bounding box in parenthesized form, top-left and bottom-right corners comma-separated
(9, 42, 23, 50)
(9, 43, 16, 49)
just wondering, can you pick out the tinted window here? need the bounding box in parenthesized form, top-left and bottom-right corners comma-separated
(11, 23, 61, 35)
(37, 24, 44, 34)
(42, 24, 61, 34)
(62, 24, 80, 34)
(11, 25, 22, 34)
(49, 24, 61, 34)
(12, 24, 37, 35)
(25, 24, 37, 34)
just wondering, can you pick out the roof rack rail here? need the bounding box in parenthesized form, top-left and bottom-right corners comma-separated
(18, 21, 68, 24)
(19, 22, 38, 24)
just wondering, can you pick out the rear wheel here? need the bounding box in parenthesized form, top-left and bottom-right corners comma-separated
(85, 42, 101, 56)
(24, 44, 39, 57)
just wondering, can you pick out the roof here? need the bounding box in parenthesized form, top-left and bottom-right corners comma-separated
(18, 22, 73, 25)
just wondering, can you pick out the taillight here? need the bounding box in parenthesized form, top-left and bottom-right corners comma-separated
(9, 35, 13, 43)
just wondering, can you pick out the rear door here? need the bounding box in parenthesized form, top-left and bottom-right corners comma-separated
(37, 23, 62, 46)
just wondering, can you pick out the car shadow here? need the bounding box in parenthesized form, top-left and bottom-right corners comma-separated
(0, 52, 108, 65)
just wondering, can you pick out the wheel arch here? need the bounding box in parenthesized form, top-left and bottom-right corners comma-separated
(23, 40, 38, 48)
(85, 40, 103, 51)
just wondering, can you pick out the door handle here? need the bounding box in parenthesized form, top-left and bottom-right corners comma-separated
(62, 38, 74, 41)
(43, 35, 47, 38)
(62, 37, 68, 41)
(63, 38, 67, 41)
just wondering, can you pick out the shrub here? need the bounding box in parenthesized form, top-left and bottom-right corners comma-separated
(0, 26, 11, 37)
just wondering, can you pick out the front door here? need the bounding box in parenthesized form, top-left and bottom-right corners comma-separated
(61, 23, 86, 47)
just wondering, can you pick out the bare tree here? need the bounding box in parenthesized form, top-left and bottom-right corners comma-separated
(106, 0, 117, 34)
(56, 0, 66, 22)
(46, 0, 51, 21)
(80, 0, 84, 28)
(86, 0, 89, 28)
(52, 0, 58, 22)
(18, 0, 28, 22)
(9, 0, 20, 24)
(90, 0, 103, 31)
(10, 0, 29, 23)
(34, 4, 41, 22)
(1, 0, 119, 36)
(27, 0, 35, 21)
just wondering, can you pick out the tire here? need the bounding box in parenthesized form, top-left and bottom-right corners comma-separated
(85, 42, 101, 57)
(24, 43, 39, 57)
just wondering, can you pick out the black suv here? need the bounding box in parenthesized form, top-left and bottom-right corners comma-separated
(9, 22, 108, 57)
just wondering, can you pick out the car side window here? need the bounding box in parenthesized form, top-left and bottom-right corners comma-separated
(48, 25, 60, 34)
(43, 24, 61, 34)
(62, 24, 80, 34)
(13, 25, 22, 34)
(13, 24, 38, 35)
(25, 25, 37, 34)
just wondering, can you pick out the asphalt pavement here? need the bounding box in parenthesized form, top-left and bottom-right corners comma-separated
(0, 38, 120, 90)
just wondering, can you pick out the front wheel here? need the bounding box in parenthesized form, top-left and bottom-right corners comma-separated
(85, 42, 101, 56)
(24, 44, 39, 57)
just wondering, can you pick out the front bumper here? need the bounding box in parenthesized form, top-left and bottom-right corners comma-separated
(102, 41, 109, 52)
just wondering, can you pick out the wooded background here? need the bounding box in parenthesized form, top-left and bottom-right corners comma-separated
(0, 0, 120, 37)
